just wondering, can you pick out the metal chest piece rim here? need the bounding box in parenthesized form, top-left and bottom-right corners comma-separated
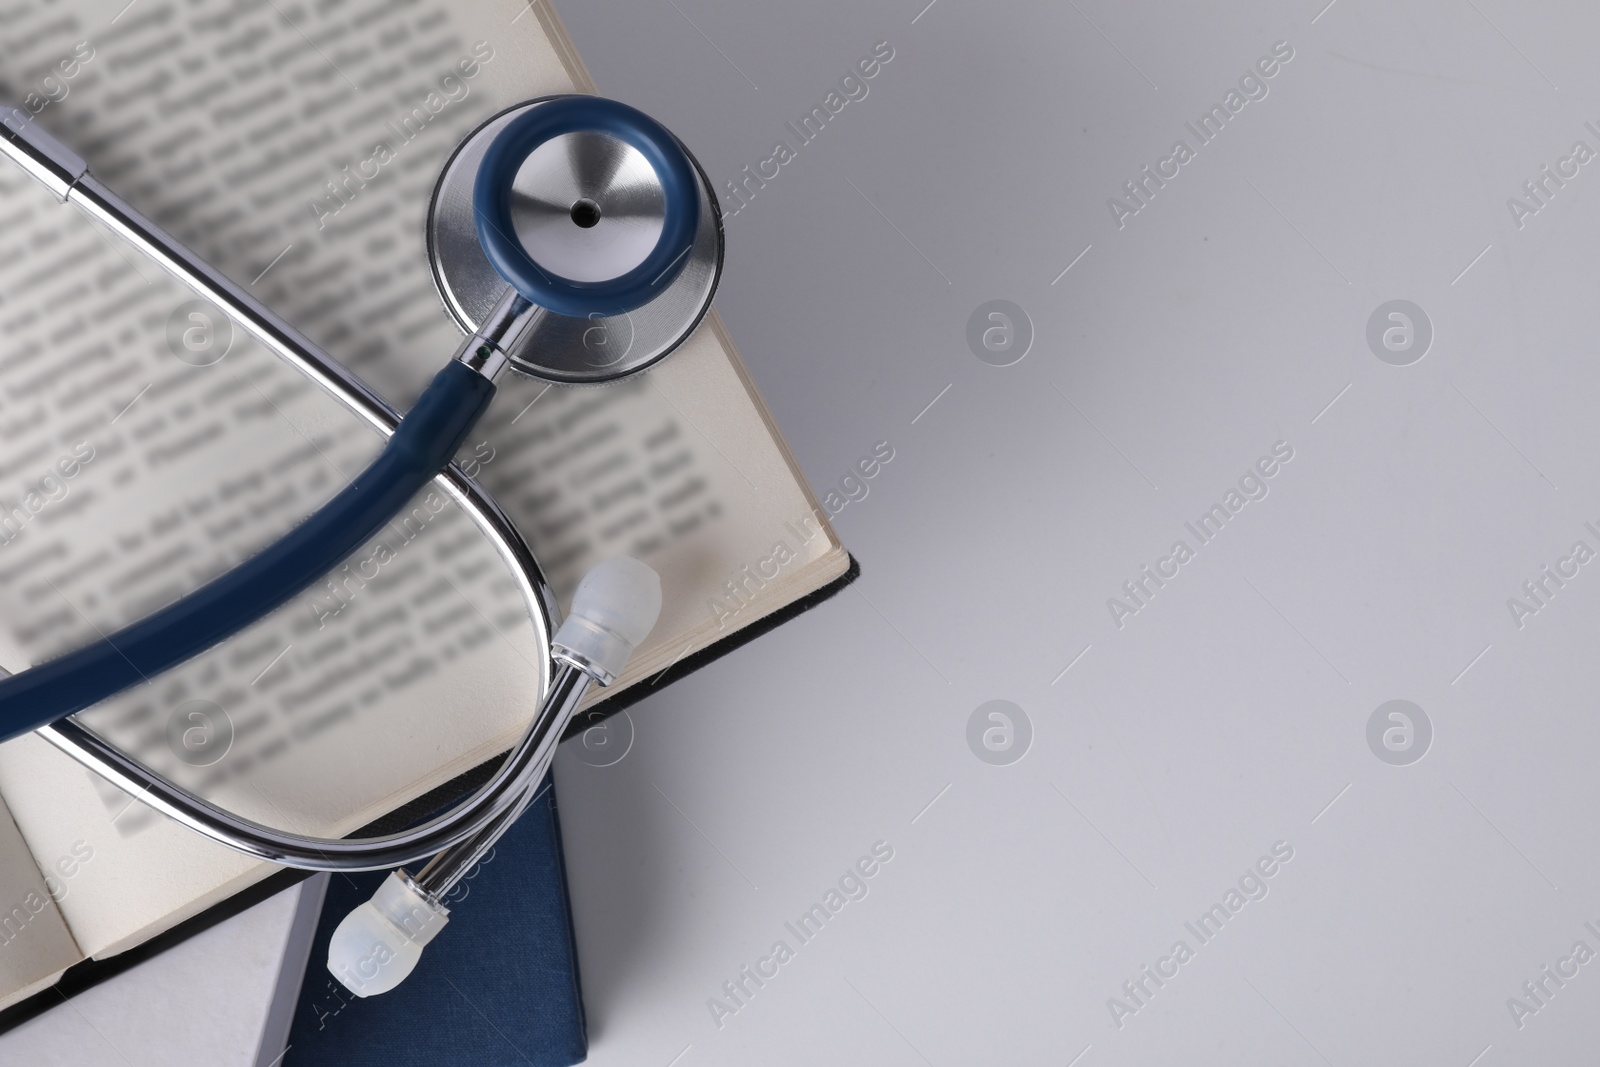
(427, 97, 724, 386)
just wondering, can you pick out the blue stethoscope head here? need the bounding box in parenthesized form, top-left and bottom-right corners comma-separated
(472, 96, 701, 319)
(429, 96, 722, 384)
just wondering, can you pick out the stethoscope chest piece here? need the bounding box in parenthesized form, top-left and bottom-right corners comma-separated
(428, 96, 723, 384)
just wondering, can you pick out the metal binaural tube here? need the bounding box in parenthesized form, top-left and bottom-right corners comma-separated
(0, 106, 87, 200)
(36, 658, 588, 871)
(410, 662, 593, 900)
(409, 555, 662, 896)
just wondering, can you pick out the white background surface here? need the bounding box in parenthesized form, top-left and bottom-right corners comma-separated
(547, 1, 1600, 1065)
(14, 1, 1600, 1064)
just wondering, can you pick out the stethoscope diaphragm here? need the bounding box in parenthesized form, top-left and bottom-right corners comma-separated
(427, 96, 723, 385)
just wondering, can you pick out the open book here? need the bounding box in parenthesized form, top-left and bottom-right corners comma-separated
(0, 0, 849, 1010)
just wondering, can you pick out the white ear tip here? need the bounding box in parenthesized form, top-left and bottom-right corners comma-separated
(552, 556, 662, 681)
(327, 872, 448, 997)
(572, 555, 662, 644)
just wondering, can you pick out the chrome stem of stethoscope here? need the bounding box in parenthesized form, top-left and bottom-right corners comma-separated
(451, 288, 538, 380)
(0, 107, 426, 439)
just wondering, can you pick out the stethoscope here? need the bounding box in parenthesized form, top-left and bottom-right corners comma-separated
(0, 94, 723, 994)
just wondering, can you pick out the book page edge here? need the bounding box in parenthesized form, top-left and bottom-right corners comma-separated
(0, 968, 71, 1013)
(0, 781, 86, 988)
(532, 0, 600, 93)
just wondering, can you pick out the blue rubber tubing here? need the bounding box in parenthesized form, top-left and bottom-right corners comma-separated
(473, 96, 700, 318)
(0, 361, 496, 744)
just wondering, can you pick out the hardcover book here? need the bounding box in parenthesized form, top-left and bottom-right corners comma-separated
(0, 0, 851, 1024)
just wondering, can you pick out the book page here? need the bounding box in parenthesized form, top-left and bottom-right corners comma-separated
(0, 0, 841, 968)
(0, 797, 81, 1011)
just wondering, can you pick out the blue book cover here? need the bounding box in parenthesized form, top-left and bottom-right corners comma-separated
(284, 774, 587, 1067)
